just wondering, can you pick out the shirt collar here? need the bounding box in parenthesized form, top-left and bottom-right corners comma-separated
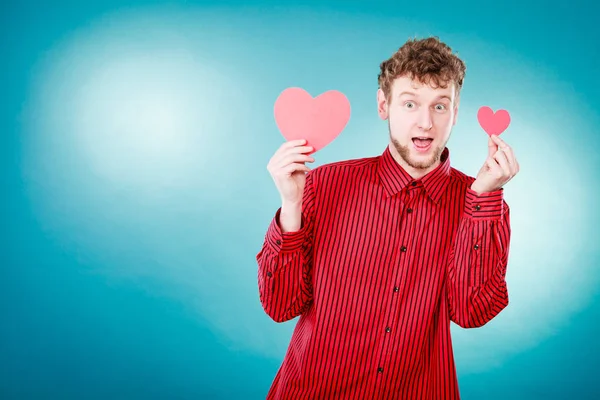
(376, 145, 451, 205)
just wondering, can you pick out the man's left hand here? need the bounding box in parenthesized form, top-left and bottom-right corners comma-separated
(471, 135, 520, 195)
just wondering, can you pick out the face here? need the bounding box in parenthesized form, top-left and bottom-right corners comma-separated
(377, 75, 459, 175)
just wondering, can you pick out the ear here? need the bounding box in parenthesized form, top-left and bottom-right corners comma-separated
(377, 89, 389, 120)
(452, 96, 460, 126)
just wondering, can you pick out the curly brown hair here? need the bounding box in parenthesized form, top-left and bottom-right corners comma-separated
(377, 36, 467, 102)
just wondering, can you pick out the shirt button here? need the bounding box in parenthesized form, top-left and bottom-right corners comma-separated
(411, 181, 417, 186)
(407, 208, 413, 213)
(276, 240, 281, 245)
(377, 367, 384, 373)
(267, 272, 273, 277)
(400, 246, 407, 252)
(393, 286, 399, 292)
(385, 327, 391, 333)
(474, 244, 479, 250)
(474, 205, 481, 211)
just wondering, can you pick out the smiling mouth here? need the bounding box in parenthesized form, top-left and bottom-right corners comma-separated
(412, 137, 433, 147)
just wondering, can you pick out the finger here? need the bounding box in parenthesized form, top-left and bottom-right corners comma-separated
(488, 136, 498, 158)
(491, 136, 518, 174)
(483, 157, 502, 180)
(274, 139, 309, 161)
(503, 148, 517, 175)
(290, 145, 315, 155)
(277, 145, 314, 160)
(277, 153, 315, 169)
(282, 162, 311, 176)
(490, 135, 510, 154)
(491, 134, 509, 149)
(511, 158, 519, 176)
(282, 139, 308, 149)
(272, 145, 314, 165)
(502, 146, 516, 171)
(492, 136, 514, 159)
(493, 149, 512, 178)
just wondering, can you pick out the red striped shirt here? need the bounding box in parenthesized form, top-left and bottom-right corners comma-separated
(256, 145, 511, 399)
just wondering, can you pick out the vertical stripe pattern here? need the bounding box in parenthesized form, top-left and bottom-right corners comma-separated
(256, 146, 511, 400)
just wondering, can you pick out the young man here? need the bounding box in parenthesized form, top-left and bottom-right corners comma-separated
(256, 36, 519, 400)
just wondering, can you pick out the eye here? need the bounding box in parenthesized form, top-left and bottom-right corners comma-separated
(404, 101, 416, 109)
(435, 104, 447, 111)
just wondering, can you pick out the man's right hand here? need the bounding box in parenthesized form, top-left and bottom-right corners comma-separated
(267, 139, 315, 206)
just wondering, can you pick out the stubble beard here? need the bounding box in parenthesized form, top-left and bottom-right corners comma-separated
(388, 122, 447, 170)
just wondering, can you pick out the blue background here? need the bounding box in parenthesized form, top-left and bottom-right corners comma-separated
(2, 0, 599, 398)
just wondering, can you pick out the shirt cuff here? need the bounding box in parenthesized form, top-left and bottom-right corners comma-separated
(464, 187, 504, 220)
(266, 207, 308, 253)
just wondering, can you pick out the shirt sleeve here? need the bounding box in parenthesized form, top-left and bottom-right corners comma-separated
(446, 186, 511, 328)
(255, 170, 317, 323)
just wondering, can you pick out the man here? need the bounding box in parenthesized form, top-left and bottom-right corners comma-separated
(256, 36, 519, 400)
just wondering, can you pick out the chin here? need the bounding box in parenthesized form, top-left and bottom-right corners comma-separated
(407, 154, 438, 170)
(393, 138, 443, 170)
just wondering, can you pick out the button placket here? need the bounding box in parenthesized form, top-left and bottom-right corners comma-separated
(384, 183, 419, 370)
(399, 191, 414, 258)
(377, 195, 406, 380)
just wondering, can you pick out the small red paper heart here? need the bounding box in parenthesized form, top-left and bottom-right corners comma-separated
(274, 87, 351, 153)
(477, 106, 511, 136)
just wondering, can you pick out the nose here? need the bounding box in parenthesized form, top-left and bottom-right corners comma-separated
(417, 108, 433, 131)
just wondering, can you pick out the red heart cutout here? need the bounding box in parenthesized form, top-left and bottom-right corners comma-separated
(274, 87, 351, 153)
(477, 106, 511, 136)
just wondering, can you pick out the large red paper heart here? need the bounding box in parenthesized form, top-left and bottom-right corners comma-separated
(477, 106, 511, 136)
(274, 87, 351, 153)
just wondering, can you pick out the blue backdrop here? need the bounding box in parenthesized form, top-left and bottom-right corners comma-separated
(2, 0, 599, 398)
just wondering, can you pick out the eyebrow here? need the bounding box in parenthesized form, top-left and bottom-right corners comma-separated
(398, 91, 452, 101)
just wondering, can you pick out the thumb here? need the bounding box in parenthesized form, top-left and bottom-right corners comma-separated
(488, 135, 497, 158)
